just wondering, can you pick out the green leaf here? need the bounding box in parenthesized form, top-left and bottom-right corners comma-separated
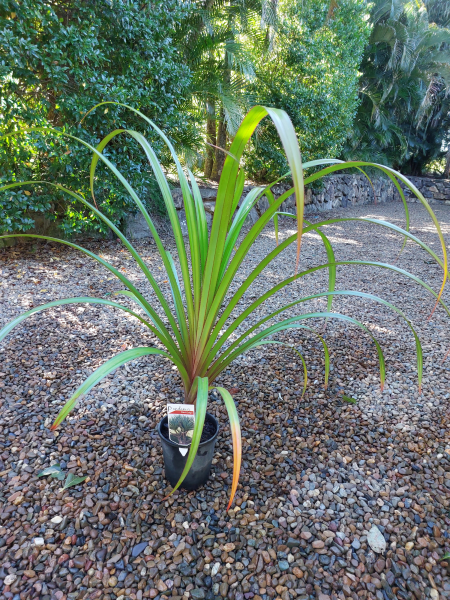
(212, 386, 241, 510)
(342, 395, 357, 404)
(83, 105, 197, 340)
(63, 473, 87, 489)
(0, 296, 153, 344)
(231, 168, 246, 218)
(265, 187, 279, 246)
(188, 169, 209, 275)
(38, 464, 62, 477)
(304, 159, 449, 309)
(52, 347, 187, 430)
(0, 180, 182, 350)
(209, 311, 386, 392)
(218, 186, 264, 283)
(254, 340, 309, 397)
(0, 231, 183, 361)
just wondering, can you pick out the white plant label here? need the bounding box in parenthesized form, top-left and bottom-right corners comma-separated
(167, 403, 195, 446)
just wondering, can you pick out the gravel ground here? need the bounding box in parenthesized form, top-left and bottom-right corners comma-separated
(1, 201, 450, 600)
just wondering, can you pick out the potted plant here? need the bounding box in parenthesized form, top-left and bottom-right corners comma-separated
(1, 103, 448, 509)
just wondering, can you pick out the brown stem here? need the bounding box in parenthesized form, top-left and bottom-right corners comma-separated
(444, 148, 450, 179)
(204, 100, 216, 178)
(211, 109, 226, 181)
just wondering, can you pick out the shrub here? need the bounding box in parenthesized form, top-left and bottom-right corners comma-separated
(244, 0, 371, 180)
(0, 0, 195, 235)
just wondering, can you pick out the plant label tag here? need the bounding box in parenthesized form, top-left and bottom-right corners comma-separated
(167, 403, 195, 446)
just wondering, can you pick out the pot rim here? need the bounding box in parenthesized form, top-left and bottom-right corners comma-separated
(157, 411, 219, 449)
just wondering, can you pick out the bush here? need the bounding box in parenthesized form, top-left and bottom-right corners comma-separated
(244, 0, 371, 180)
(0, 0, 196, 235)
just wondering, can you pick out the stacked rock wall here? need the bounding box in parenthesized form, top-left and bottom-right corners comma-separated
(3, 174, 448, 247)
(156, 175, 450, 238)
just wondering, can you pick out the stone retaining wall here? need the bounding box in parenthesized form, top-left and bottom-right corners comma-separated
(2, 175, 449, 247)
(149, 174, 450, 238)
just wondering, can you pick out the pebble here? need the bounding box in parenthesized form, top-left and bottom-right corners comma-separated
(368, 525, 387, 553)
(50, 515, 63, 524)
(33, 537, 45, 547)
(1, 204, 450, 600)
(72, 555, 86, 569)
(131, 541, 148, 557)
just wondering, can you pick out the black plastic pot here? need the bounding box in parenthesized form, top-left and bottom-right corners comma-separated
(157, 412, 219, 491)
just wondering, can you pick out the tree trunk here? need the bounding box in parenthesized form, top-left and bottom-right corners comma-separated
(204, 100, 216, 179)
(211, 45, 230, 182)
(211, 109, 227, 181)
(444, 148, 450, 179)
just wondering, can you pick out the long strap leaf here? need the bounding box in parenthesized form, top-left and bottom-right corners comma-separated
(303, 160, 448, 310)
(206, 161, 447, 350)
(198, 106, 304, 345)
(0, 180, 185, 351)
(231, 168, 246, 218)
(209, 288, 424, 389)
(302, 161, 412, 256)
(251, 340, 309, 396)
(51, 347, 182, 429)
(188, 169, 209, 276)
(0, 234, 184, 363)
(210, 258, 441, 361)
(2, 126, 194, 349)
(197, 106, 268, 341)
(86, 128, 193, 347)
(273, 212, 336, 316)
(265, 187, 279, 245)
(86, 101, 204, 338)
(217, 186, 264, 284)
(208, 312, 386, 391)
(196, 183, 297, 355)
(0, 297, 152, 342)
(205, 216, 447, 358)
(212, 386, 241, 510)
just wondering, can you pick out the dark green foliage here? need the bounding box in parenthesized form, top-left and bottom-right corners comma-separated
(0, 0, 195, 235)
(344, 0, 450, 175)
(244, 0, 370, 180)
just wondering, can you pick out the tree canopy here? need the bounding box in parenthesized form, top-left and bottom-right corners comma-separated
(344, 0, 450, 175)
(0, 0, 194, 234)
(1, 0, 449, 235)
(243, 0, 371, 181)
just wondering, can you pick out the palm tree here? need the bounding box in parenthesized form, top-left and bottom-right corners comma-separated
(179, 0, 274, 180)
(345, 0, 450, 175)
